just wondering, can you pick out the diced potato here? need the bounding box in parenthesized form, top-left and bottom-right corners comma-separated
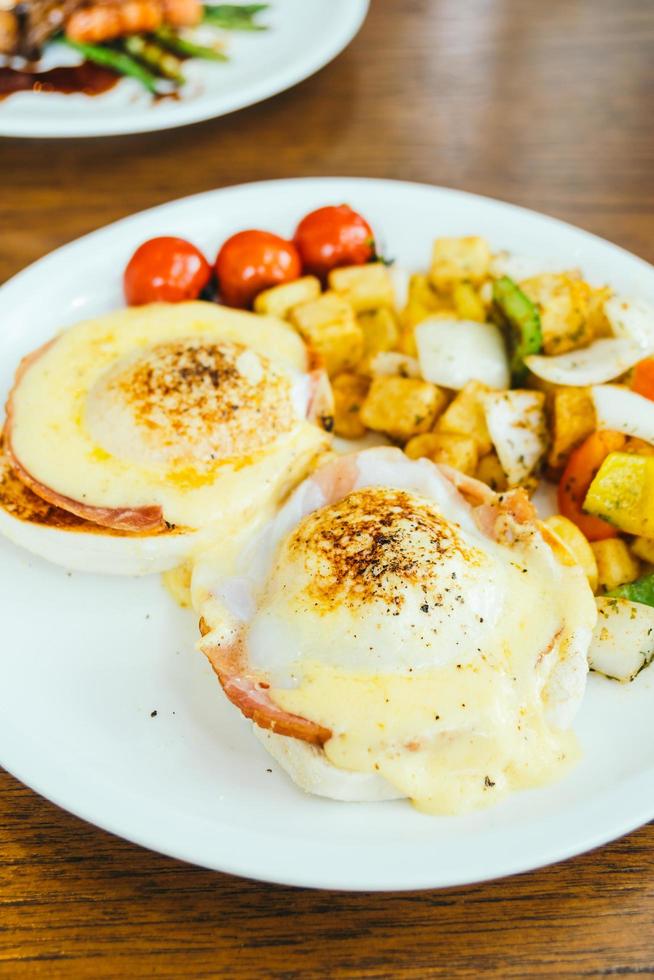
(328, 263, 395, 312)
(630, 536, 654, 565)
(547, 386, 596, 470)
(587, 285, 613, 338)
(398, 325, 419, 357)
(429, 236, 491, 292)
(290, 292, 364, 376)
(590, 539, 640, 593)
(544, 515, 598, 592)
(405, 432, 479, 475)
(404, 433, 443, 461)
(254, 276, 321, 318)
(452, 281, 486, 322)
(408, 273, 444, 310)
(358, 307, 400, 359)
(520, 273, 595, 355)
(360, 377, 442, 442)
(475, 452, 508, 492)
(429, 432, 480, 474)
(331, 373, 370, 440)
(631, 537, 654, 564)
(435, 381, 492, 456)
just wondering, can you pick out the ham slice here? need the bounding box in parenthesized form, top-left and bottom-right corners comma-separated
(199, 622, 331, 746)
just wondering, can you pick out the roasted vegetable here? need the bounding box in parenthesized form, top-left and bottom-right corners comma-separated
(60, 37, 159, 92)
(544, 515, 598, 592)
(360, 377, 442, 442)
(492, 276, 543, 382)
(590, 539, 640, 593)
(203, 3, 269, 29)
(608, 571, 654, 607)
(589, 596, 654, 681)
(429, 236, 491, 292)
(584, 451, 654, 538)
(557, 431, 626, 541)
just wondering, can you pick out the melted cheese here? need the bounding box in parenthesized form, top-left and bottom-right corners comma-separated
(245, 482, 594, 814)
(9, 302, 329, 529)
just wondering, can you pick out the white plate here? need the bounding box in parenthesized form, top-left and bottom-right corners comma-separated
(2, 178, 654, 892)
(0, 0, 368, 138)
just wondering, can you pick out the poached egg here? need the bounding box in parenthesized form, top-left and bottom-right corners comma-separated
(195, 447, 597, 815)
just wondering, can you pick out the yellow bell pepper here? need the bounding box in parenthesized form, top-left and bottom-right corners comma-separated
(584, 452, 654, 537)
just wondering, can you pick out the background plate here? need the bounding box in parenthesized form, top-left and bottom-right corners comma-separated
(1, 178, 653, 891)
(0, 0, 368, 138)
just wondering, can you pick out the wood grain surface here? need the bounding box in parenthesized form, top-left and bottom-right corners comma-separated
(1, 0, 654, 976)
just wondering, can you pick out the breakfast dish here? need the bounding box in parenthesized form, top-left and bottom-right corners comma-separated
(195, 447, 596, 813)
(1, 302, 330, 573)
(0, 0, 369, 136)
(1, 179, 654, 890)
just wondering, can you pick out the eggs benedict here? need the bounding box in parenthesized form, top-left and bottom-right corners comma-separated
(2, 301, 331, 574)
(195, 447, 597, 814)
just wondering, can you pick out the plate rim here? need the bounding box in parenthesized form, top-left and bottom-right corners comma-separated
(2, 176, 654, 891)
(0, 0, 369, 138)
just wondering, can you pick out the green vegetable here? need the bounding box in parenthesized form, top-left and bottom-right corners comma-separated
(608, 571, 654, 608)
(492, 275, 543, 383)
(60, 37, 159, 93)
(203, 3, 269, 30)
(123, 35, 185, 83)
(154, 26, 228, 61)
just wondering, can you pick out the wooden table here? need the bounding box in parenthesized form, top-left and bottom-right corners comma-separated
(2, 1, 654, 975)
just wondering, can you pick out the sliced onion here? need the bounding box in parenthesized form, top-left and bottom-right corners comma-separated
(591, 384, 654, 445)
(604, 295, 654, 350)
(416, 317, 510, 390)
(589, 597, 654, 682)
(482, 390, 547, 486)
(368, 351, 420, 378)
(388, 265, 410, 311)
(525, 338, 648, 386)
(489, 251, 565, 282)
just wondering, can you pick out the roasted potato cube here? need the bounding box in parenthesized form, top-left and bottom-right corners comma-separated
(358, 307, 400, 359)
(587, 285, 613, 338)
(405, 432, 478, 474)
(328, 263, 395, 312)
(475, 452, 508, 492)
(544, 515, 598, 592)
(452, 281, 486, 322)
(631, 537, 654, 564)
(360, 377, 441, 442)
(435, 381, 492, 456)
(332, 373, 370, 439)
(429, 236, 491, 292)
(430, 432, 479, 474)
(520, 273, 595, 355)
(404, 433, 443, 460)
(590, 539, 640, 593)
(547, 386, 596, 470)
(254, 276, 321, 318)
(290, 292, 364, 376)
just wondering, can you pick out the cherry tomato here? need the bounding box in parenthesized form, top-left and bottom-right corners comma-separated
(124, 237, 211, 306)
(293, 204, 375, 279)
(215, 230, 301, 308)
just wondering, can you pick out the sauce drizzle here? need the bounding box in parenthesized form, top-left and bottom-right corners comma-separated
(0, 61, 118, 99)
